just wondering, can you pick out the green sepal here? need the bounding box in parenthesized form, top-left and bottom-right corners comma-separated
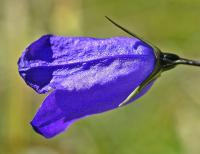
(105, 16, 163, 107)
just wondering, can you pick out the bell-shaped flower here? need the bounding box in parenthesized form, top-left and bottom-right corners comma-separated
(18, 17, 200, 138)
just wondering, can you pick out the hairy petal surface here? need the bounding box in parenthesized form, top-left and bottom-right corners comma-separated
(18, 35, 155, 93)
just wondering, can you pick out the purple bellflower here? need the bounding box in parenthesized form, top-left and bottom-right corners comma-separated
(18, 17, 200, 138)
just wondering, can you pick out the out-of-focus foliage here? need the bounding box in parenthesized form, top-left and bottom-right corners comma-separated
(1, 0, 200, 154)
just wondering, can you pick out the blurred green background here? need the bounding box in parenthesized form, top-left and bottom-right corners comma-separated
(1, 0, 200, 154)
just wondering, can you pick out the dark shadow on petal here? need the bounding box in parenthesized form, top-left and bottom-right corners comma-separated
(24, 67, 54, 92)
(25, 35, 53, 62)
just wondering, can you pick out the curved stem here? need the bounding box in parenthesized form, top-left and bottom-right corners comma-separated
(160, 52, 200, 71)
(175, 58, 200, 67)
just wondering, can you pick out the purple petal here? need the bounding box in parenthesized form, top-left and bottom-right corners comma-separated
(31, 80, 154, 138)
(18, 35, 155, 94)
(18, 34, 157, 138)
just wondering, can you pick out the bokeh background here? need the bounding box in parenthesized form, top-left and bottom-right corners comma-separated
(1, 0, 200, 154)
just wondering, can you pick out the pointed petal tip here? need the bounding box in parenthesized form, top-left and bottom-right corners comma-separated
(18, 34, 55, 94)
(18, 34, 53, 65)
(30, 121, 54, 139)
(30, 114, 75, 139)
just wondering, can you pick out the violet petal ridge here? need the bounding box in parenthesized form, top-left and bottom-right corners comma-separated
(18, 35, 155, 94)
